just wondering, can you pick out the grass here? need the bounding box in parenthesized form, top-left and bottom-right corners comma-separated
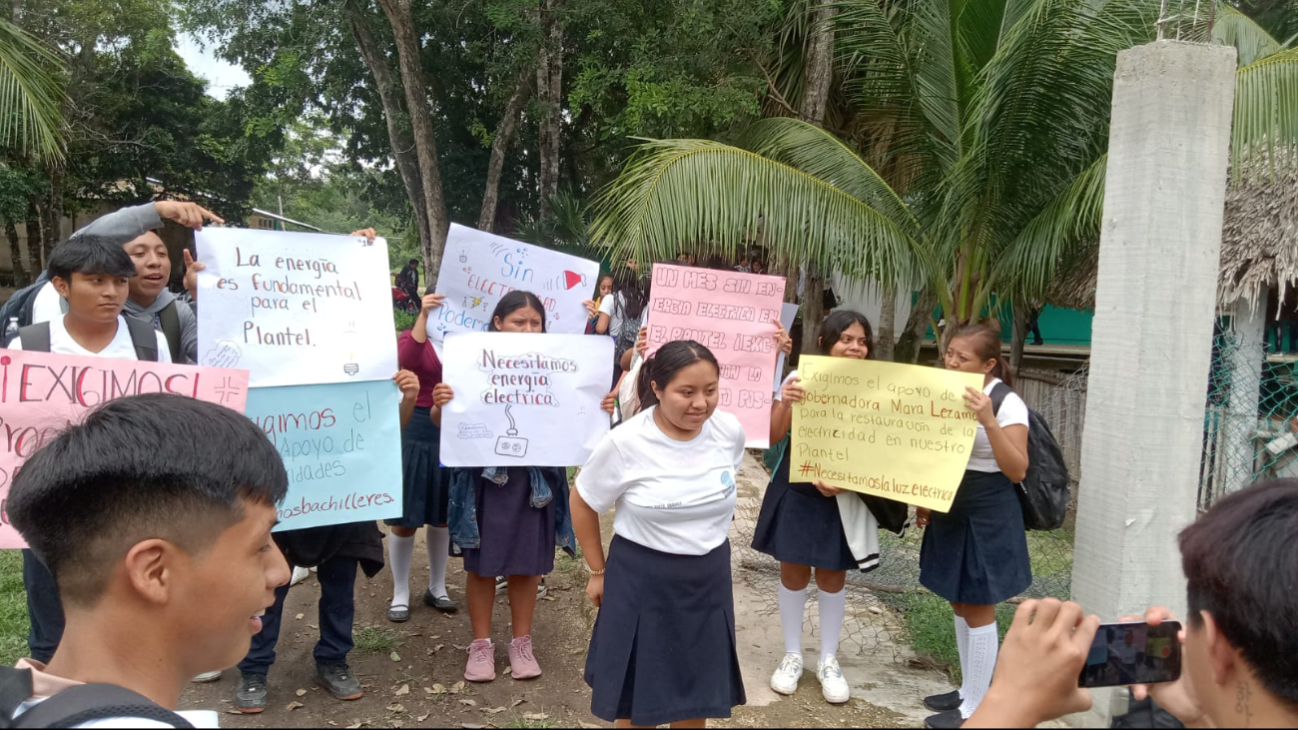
(504, 711, 555, 729)
(0, 551, 29, 666)
(353, 626, 403, 655)
(394, 308, 418, 333)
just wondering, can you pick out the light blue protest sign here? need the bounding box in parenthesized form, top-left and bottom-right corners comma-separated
(245, 380, 404, 531)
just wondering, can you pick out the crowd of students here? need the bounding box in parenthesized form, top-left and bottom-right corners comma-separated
(2, 209, 1296, 729)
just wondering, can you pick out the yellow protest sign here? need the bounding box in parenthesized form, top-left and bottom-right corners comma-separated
(790, 355, 985, 513)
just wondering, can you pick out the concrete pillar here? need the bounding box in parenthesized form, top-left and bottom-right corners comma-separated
(1070, 41, 1236, 726)
(1220, 295, 1268, 495)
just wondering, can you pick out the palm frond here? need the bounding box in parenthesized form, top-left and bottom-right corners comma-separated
(0, 19, 64, 162)
(1214, 3, 1288, 65)
(1232, 46, 1298, 175)
(735, 116, 921, 236)
(992, 153, 1106, 301)
(589, 138, 921, 283)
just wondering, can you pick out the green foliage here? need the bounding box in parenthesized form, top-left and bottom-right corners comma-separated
(0, 19, 65, 162)
(0, 550, 30, 667)
(393, 308, 417, 334)
(353, 626, 403, 654)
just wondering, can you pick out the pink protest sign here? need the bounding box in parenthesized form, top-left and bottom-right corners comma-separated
(646, 264, 786, 447)
(0, 350, 250, 548)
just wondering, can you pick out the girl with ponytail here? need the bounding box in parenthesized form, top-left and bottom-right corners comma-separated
(917, 322, 1032, 729)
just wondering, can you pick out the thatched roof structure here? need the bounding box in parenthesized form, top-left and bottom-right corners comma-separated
(1046, 162, 1298, 312)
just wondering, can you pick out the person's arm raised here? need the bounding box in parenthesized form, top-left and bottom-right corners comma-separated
(965, 387, 1029, 483)
(395, 370, 420, 429)
(431, 383, 455, 427)
(411, 293, 445, 344)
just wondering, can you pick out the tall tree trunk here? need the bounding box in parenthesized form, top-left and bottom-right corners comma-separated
(535, 0, 564, 218)
(42, 165, 62, 257)
(345, 0, 431, 255)
(876, 280, 897, 361)
(6, 220, 28, 287)
(796, 0, 836, 354)
(24, 203, 42, 276)
(479, 69, 532, 232)
(895, 285, 939, 364)
(375, 0, 450, 283)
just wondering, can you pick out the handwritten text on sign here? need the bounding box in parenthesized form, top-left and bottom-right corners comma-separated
(245, 380, 403, 531)
(0, 350, 250, 548)
(646, 264, 785, 448)
(196, 228, 398, 388)
(440, 333, 613, 467)
(790, 356, 984, 512)
(428, 225, 601, 347)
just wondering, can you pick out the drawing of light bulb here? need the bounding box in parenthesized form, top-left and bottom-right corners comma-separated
(459, 248, 468, 264)
(342, 321, 361, 376)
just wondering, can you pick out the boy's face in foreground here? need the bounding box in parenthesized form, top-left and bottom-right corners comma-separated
(53, 272, 129, 324)
(168, 499, 288, 674)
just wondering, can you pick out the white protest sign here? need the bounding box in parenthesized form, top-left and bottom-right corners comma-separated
(439, 333, 614, 467)
(196, 228, 398, 388)
(428, 225, 601, 346)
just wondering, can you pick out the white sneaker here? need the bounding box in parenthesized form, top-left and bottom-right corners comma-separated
(770, 652, 803, 696)
(817, 655, 851, 704)
(191, 670, 222, 684)
(290, 566, 310, 587)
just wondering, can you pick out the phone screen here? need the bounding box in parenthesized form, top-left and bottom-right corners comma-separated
(1078, 621, 1182, 688)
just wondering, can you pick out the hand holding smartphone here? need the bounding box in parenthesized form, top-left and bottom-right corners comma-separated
(1079, 620, 1183, 688)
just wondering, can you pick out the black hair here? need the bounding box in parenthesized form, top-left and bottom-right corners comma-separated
(593, 274, 614, 298)
(8, 394, 289, 608)
(47, 234, 137, 283)
(635, 340, 720, 413)
(949, 322, 1013, 387)
(613, 268, 649, 321)
(407, 259, 419, 267)
(1179, 479, 1298, 709)
(818, 310, 875, 359)
(488, 290, 547, 332)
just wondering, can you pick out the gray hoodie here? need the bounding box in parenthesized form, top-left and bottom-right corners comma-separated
(70, 203, 199, 363)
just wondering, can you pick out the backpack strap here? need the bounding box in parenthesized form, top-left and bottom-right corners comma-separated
(16, 323, 51, 354)
(0, 668, 34, 729)
(123, 317, 159, 362)
(989, 381, 1013, 418)
(156, 301, 182, 363)
(11, 683, 195, 729)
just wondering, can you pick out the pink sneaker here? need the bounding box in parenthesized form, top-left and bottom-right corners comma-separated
(508, 635, 542, 680)
(464, 639, 496, 683)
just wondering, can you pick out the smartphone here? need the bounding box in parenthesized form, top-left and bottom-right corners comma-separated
(1078, 621, 1182, 688)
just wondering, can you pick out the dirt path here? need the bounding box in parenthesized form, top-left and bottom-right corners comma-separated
(183, 454, 956, 729)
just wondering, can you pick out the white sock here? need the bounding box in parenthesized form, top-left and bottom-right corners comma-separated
(426, 526, 451, 599)
(962, 623, 999, 719)
(955, 616, 970, 699)
(818, 588, 846, 664)
(778, 585, 808, 657)
(388, 533, 415, 609)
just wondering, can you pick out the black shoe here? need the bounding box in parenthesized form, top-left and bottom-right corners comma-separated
(387, 603, 410, 623)
(423, 589, 459, 614)
(315, 662, 363, 701)
(924, 690, 962, 713)
(235, 673, 268, 714)
(925, 710, 965, 729)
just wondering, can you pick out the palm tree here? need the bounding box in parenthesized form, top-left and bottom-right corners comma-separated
(590, 0, 1298, 358)
(0, 18, 63, 161)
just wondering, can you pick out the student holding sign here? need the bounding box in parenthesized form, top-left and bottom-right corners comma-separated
(573, 341, 748, 729)
(752, 310, 882, 705)
(386, 288, 458, 623)
(433, 292, 579, 685)
(918, 323, 1032, 730)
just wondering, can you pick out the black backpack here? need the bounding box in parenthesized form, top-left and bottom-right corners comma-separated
(18, 319, 160, 362)
(0, 274, 50, 342)
(990, 382, 1070, 531)
(0, 667, 195, 729)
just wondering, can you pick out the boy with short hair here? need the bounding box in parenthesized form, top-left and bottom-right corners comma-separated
(4, 394, 290, 727)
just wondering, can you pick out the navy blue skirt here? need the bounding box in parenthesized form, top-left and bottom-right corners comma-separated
(919, 470, 1032, 605)
(461, 468, 556, 577)
(386, 408, 450, 529)
(586, 536, 746, 726)
(751, 453, 855, 571)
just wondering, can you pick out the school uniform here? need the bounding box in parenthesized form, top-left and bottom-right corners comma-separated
(752, 372, 877, 572)
(576, 407, 747, 726)
(388, 331, 449, 528)
(446, 466, 576, 576)
(919, 378, 1032, 605)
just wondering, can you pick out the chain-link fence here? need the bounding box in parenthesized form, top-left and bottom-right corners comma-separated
(732, 364, 1090, 665)
(1199, 322, 1298, 510)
